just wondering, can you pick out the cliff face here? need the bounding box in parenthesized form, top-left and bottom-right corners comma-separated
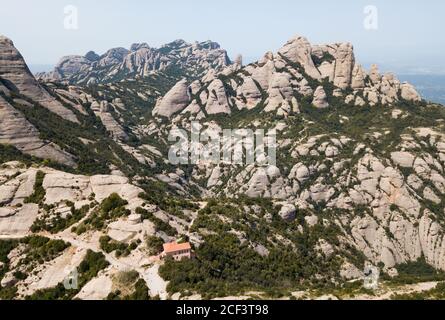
(0, 36, 79, 123)
(0, 36, 79, 166)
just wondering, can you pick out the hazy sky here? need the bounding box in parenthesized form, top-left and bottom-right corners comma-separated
(1, 0, 444, 74)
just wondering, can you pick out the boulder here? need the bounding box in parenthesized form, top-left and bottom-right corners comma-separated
(400, 83, 421, 102)
(305, 215, 319, 227)
(312, 86, 329, 109)
(1, 272, 18, 287)
(290, 163, 310, 182)
(391, 152, 415, 168)
(340, 262, 364, 280)
(153, 79, 190, 118)
(205, 79, 231, 115)
(279, 203, 297, 222)
(265, 72, 293, 112)
(316, 239, 335, 258)
(75, 275, 113, 300)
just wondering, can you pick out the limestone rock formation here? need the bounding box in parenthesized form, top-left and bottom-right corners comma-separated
(278, 35, 321, 79)
(205, 79, 231, 115)
(351, 64, 366, 89)
(39, 40, 231, 85)
(157, 34, 424, 122)
(0, 33, 440, 298)
(401, 83, 422, 102)
(279, 203, 297, 222)
(332, 43, 355, 90)
(312, 86, 329, 109)
(0, 35, 78, 123)
(0, 96, 76, 166)
(152, 79, 190, 118)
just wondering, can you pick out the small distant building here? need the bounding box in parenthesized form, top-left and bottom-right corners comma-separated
(161, 242, 192, 261)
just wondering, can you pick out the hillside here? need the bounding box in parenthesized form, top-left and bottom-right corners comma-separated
(2, 33, 445, 300)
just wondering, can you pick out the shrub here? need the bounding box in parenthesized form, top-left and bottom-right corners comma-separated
(146, 236, 164, 255)
(24, 171, 46, 204)
(100, 193, 128, 215)
(99, 236, 137, 257)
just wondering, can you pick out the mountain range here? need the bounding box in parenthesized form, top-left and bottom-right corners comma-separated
(37, 40, 231, 85)
(2, 33, 445, 300)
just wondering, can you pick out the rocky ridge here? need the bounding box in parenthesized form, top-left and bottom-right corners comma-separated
(152, 35, 421, 119)
(0, 36, 78, 123)
(38, 40, 231, 85)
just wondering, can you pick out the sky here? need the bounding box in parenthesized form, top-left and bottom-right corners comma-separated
(1, 0, 444, 74)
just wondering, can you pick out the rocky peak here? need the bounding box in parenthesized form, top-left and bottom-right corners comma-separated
(369, 64, 382, 84)
(0, 34, 78, 123)
(332, 42, 355, 89)
(99, 47, 129, 66)
(39, 39, 231, 85)
(130, 43, 150, 51)
(85, 51, 100, 62)
(0, 35, 13, 46)
(157, 34, 423, 120)
(278, 35, 321, 79)
(195, 40, 221, 50)
(164, 39, 188, 49)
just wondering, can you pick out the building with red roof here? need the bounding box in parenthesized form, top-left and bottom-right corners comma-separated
(162, 241, 192, 261)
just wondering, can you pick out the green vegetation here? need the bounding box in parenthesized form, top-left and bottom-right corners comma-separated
(159, 198, 344, 298)
(160, 232, 337, 299)
(135, 207, 177, 236)
(107, 280, 151, 300)
(138, 180, 200, 218)
(391, 282, 445, 300)
(106, 271, 151, 300)
(100, 193, 129, 214)
(384, 257, 445, 285)
(128, 279, 151, 300)
(146, 236, 164, 255)
(31, 202, 91, 234)
(72, 193, 129, 233)
(0, 236, 69, 300)
(19, 236, 69, 269)
(0, 144, 33, 165)
(24, 171, 46, 205)
(99, 236, 139, 257)
(0, 240, 19, 299)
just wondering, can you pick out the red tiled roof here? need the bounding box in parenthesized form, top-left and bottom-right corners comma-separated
(163, 242, 191, 254)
